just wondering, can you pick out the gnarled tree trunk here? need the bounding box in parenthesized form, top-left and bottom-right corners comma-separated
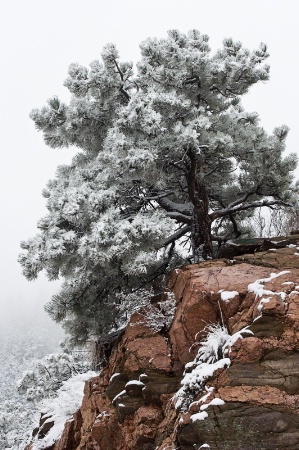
(187, 149, 213, 261)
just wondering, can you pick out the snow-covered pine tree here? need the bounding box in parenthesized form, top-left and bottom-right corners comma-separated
(19, 30, 298, 344)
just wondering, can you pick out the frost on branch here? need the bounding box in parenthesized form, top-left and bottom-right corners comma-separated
(175, 324, 253, 412)
(17, 351, 91, 403)
(20, 29, 298, 344)
(116, 289, 176, 332)
(133, 292, 176, 333)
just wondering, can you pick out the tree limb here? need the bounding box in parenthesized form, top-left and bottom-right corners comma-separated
(163, 225, 191, 247)
(155, 195, 193, 217)
(165, 211, 192, 223)
(229, 213, 242, 238)
(210, 199, 292, 221)
(226, 191, 257, 209)
(113, 58, 131, 101)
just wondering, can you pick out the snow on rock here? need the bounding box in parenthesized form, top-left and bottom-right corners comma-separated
(175, 358, 230, 411)
(32, 371, 96, 450)
(199, 397, 225, 411)
(257, 297, 271, 312)
(248, 271, 290, 295)
(248, 271, 290, 306)
(181, 359, 230, 390)
(112, 390, 126, 404)
(175, 270, 291, 434)
(125, 380, 145, 387)
(175, 322, 253, 418)
(195, 387, 214, 406)
(219, 290, 239, 302)
(225, 327, 253, 351)
(109, 372, 121, 383)
(190, 411, 208, 422)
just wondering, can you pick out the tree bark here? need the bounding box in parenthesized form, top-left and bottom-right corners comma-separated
(186, 149, 213, 261)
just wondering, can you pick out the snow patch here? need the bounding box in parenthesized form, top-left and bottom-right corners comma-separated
(190, 411, 208, 421)
(196, 387, 214, 406)
(253, 314, 262, 322)
(181, 359, 230, 391)
(248, 271, 290, 308)
(219, 290, 239, 302)
(109, 372, 121, 383)
(175, 358, 230, 411)
(248, 271, 290, 296)
(112, 389, 126, 404)
(201, 397, 225, 410)
(175, 323, 252, 415)
(125, 380, 145, 387)
(32, 371, 96, 450)
(257, 297, 271, 312)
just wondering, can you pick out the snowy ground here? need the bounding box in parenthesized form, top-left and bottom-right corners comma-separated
(0, 318, 63, 450)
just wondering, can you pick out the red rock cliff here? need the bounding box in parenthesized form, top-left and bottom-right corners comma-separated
(34, 244, 299, 449)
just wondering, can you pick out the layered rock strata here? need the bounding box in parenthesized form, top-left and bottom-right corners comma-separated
(35, 249, 299, 449)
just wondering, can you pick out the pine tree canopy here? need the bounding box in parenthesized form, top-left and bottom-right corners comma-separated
(19, 30, 298, 344)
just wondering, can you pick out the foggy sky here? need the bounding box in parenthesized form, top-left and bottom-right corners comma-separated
(0, 0, 298, 325)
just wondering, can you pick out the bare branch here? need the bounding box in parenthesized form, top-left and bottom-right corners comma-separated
(210, 199, 292, 221)
(155, 195, 193, 217)
(163, 225, 191, 247)
(113, 59, 124, 81)
(113, 58, 131, 101)
(226, 191, 258, 209)
(166, 211, 192, 223)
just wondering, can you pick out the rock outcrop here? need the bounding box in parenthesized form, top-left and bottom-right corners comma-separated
(218, 234, 299, 260)
(33, 242, 299, 449)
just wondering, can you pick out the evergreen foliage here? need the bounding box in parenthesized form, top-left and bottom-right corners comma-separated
(17, 351, 90, 402)
(19, 30, 298, 344)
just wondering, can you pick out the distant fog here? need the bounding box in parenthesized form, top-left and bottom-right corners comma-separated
(0, 273, 64, 345)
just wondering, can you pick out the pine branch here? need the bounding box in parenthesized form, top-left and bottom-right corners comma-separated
(163, 225, 191, 247)
(165, 211, 192, 223)
(210, 199, 292, 221)
(155, 196, 193, 217)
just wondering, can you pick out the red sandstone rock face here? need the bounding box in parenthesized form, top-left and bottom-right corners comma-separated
(35, 255, 299, 450)
(234, 242, 299, 269)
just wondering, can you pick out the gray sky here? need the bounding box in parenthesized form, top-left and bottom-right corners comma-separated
(0, 0, 298, 323)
